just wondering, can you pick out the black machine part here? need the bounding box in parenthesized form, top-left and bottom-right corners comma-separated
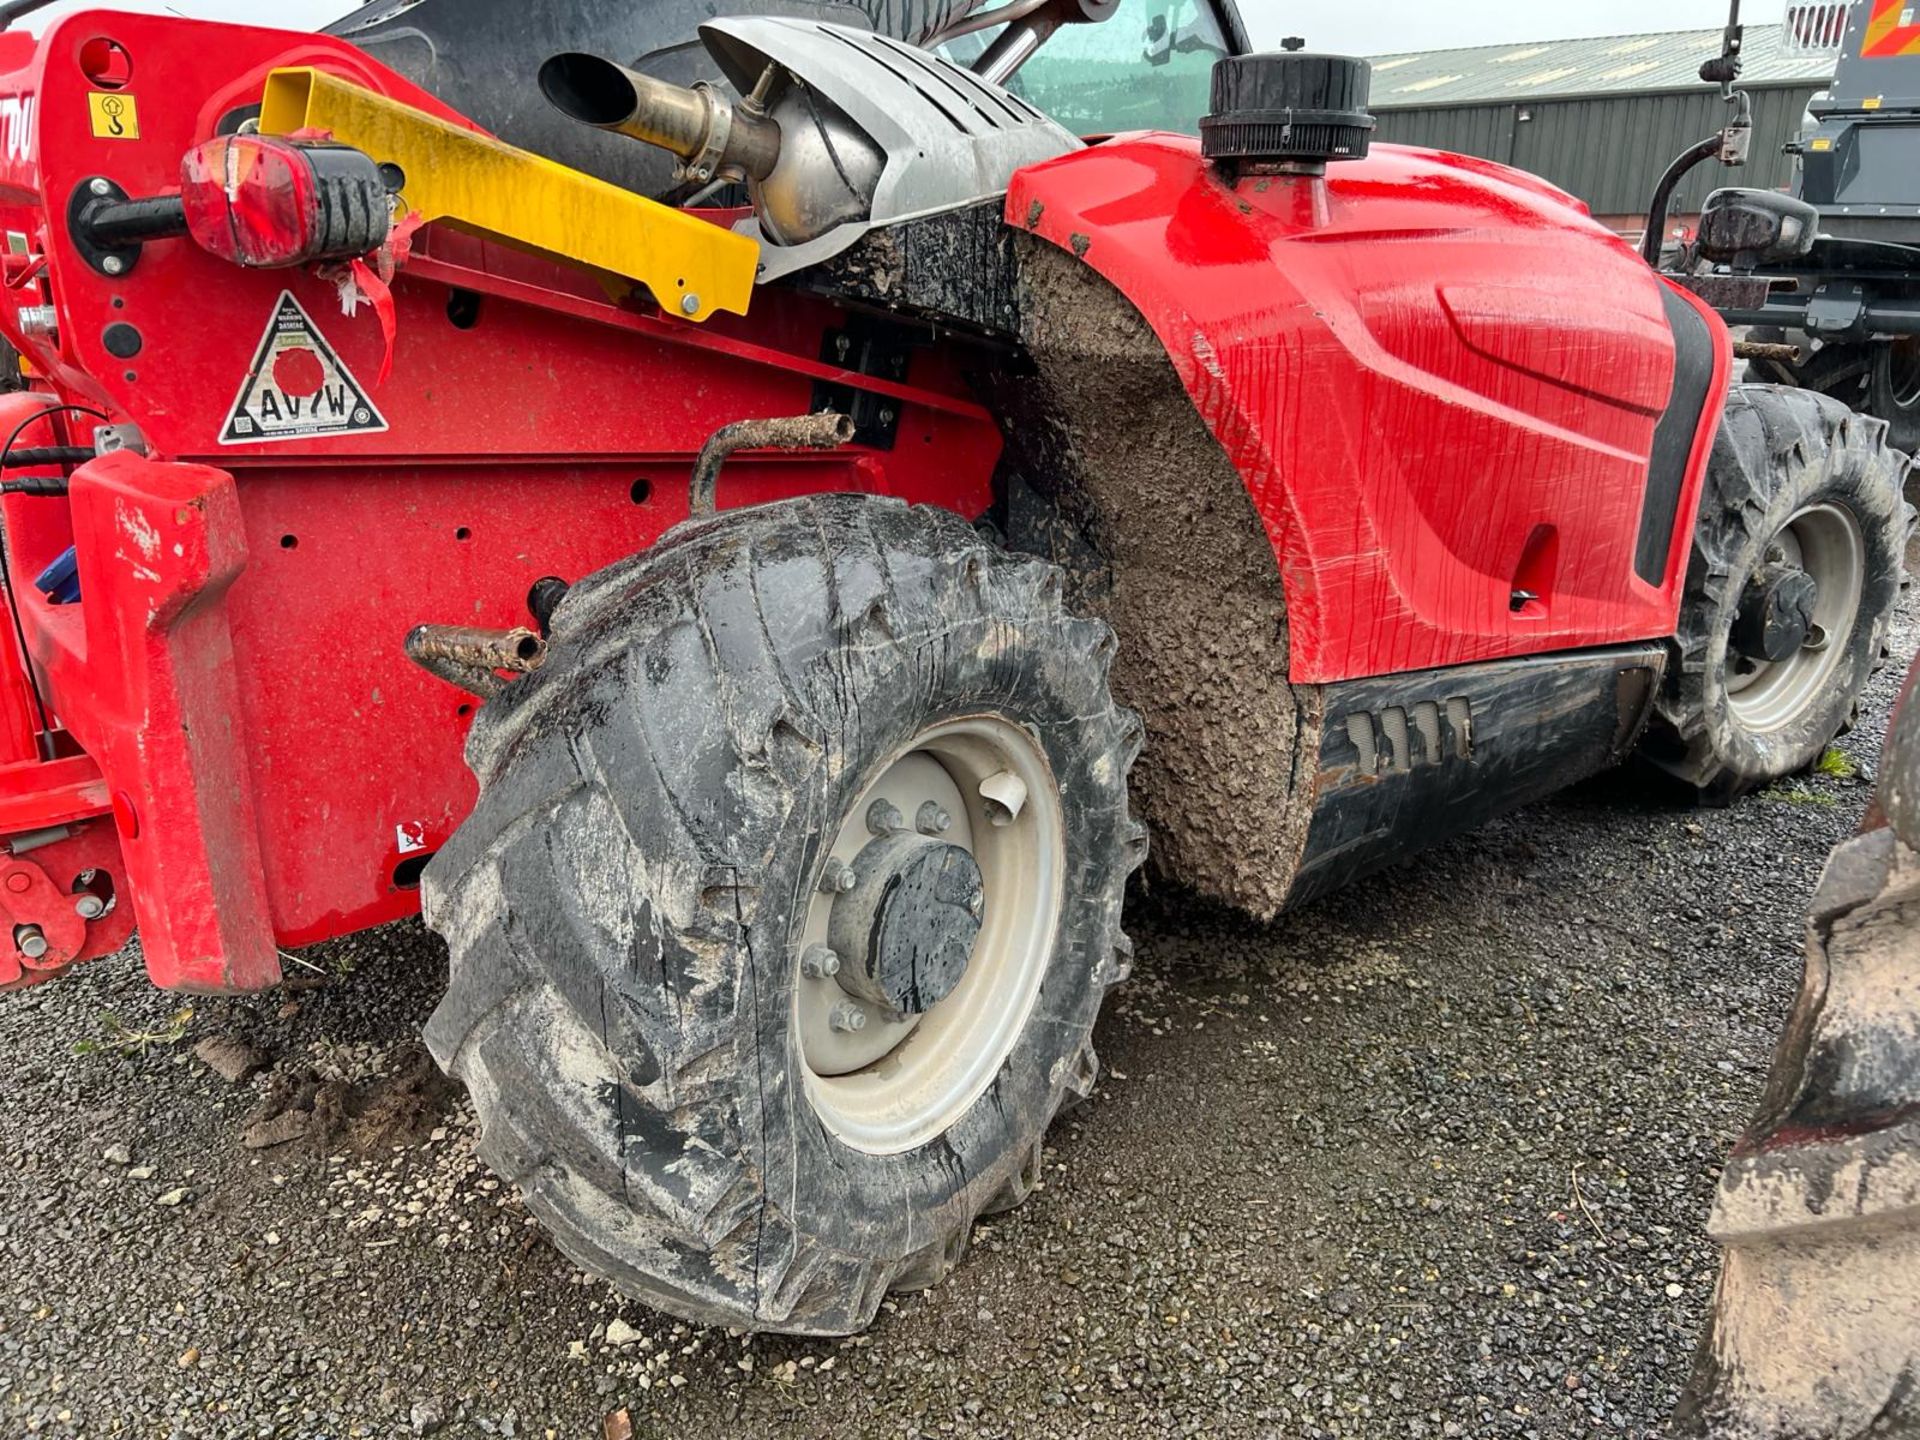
(1285, 646, 1666, 910)
(66, 179, 186, 278)
(1199, 50, 1374, 173)
(0, 0, 56, 31)
(1694, 187, 1820, 269)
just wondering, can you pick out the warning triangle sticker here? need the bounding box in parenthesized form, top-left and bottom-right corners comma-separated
(219, 291, 388, 446)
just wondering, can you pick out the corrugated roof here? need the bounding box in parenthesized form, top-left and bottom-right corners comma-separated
(1369, 23, 1836, 108)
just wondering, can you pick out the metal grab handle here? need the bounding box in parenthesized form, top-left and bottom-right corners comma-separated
(689, 412, 855, 516)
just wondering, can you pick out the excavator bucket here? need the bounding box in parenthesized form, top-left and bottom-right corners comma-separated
(1675, 659, 1920, 1438)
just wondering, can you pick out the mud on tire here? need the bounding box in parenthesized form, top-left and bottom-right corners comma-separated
(420, 493, 1144, 1334)
(1642, 384, 1908, 796)
(1744, 328, 1919, 471)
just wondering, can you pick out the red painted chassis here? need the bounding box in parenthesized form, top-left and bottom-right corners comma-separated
(0, 12, 1727, 993)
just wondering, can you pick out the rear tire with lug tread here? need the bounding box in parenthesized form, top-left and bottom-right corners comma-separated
(420, 492, 1144, 1334)
(1642, 384, 1908, 798)
(1867, 335, 1920, 458)
(1743, 329, 1920, 460)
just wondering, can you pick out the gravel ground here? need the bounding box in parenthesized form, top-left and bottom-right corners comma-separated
(3, 599, 1913, 1440)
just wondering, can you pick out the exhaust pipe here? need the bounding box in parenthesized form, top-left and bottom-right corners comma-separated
(538, 54, 781, 186)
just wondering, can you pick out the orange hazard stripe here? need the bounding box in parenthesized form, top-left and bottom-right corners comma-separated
(1864, 0, 1920, 56)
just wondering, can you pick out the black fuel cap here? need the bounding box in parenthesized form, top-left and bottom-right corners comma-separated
(1200, 51, 1376, 172)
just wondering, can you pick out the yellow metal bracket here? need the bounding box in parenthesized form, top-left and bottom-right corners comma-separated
(259, 67, 757, 322)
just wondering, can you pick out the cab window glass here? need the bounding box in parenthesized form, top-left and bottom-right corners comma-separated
(942, 0, 1229, 135)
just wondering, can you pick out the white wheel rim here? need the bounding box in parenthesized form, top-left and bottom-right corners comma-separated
(795, 717, 1064, 1156)
(1725, 502, 1865, 733)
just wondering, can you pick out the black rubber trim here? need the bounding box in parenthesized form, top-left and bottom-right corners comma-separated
(1637, 286, 1719, 585)
(1285, 644, 1665, 909)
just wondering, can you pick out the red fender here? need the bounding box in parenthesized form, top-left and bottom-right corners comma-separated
(1006, 134, 1731, 684)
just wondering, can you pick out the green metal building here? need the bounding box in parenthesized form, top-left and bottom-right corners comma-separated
(1367, 22, 1840, 233)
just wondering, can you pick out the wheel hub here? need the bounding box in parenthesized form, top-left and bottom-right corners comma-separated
(794, 719, 1066, 1155)
(1724, 503, 1866, 733)
(1731, 562, 1818, 663)
(829, 823, 984, 1018)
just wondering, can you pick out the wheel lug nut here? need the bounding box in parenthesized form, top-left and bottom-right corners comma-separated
(801, 945, 841, 980)
(866, 799, 905, 836)
(819, 859, 858, 894)
(915, 801, 952, 835)
(829, 1001, 868, 1033)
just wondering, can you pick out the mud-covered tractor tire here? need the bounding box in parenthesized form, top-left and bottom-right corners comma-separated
(1642, 384, 1907, 797)
(1867, 335, 1920, 459)
(1744, 329, 1920, 459)
(420, 493, 1144, 1334)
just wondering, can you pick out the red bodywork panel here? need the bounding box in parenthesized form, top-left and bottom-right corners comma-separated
(0, 13, 998, 988)
(1007, 135, 1730, 682)
(0, 17, 1725, 992)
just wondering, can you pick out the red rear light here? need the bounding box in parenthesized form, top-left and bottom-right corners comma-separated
(181, 136, 389, 269)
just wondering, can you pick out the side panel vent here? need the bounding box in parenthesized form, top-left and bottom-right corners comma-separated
(1784, 2, 1851, 54)
(1343, 698, 1472, 776)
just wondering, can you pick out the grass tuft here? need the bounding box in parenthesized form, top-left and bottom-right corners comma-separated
(1815, 748, 1858, 779)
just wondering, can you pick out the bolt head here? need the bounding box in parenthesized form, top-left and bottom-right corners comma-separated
(801, 944, 841, 980)
(89, 177, 111, 197)
(101, 255, 125, 276)
(829, 1002, 868, 1033)
(680, 293, 701, 316)
(866, 799, 905, 836)
(915, 801, 953, 836)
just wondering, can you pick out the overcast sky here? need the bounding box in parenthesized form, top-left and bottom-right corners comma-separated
(1249, 0, 1785, 53)
(17, 0, 1792, 55)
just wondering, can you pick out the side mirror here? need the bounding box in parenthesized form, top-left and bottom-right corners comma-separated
(1695, 187, 1819, 268)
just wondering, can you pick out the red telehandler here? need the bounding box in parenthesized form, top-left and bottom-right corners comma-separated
(0, 0, 1904, 1333)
